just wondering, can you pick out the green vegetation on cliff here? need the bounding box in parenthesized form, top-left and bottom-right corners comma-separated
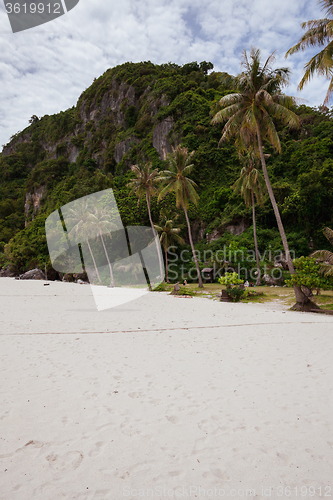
(0, 60, 332, 276)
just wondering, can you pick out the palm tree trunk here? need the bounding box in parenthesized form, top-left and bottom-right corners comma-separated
(165, 248, 169, 283)
(183, 204, 203, 288)
(255, 123, 317, 309)
(86, 239, 102, 283)
(99, 231, 115, 286)
(251, 190, 261, 286)
(146, 192, 165, 282)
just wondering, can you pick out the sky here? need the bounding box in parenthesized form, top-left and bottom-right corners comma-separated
(0, 0, 330, 149)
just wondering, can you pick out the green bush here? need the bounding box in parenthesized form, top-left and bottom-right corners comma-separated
(286, 256, 333, 292)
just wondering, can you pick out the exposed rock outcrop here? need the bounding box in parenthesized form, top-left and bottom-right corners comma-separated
(206, 228, 224, 243)
(24, 186, 45, 225)
(114, 137, 140, 163)
(153, 118, 174, 160)
(1, 132, 32, 156)
(225, 219, 249, 236)
(191, 220, 207, 243)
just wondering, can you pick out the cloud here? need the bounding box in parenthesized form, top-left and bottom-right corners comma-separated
(0, 0, 330, 148)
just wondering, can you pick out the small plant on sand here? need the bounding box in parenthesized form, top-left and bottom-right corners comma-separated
(218, 272, 248, 302)
(151, 281, 170, 292)
(180, 287, 196, 296)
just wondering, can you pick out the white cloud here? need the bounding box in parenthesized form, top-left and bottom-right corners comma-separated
(0, 0, 330, 148)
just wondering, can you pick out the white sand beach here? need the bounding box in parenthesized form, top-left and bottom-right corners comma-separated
(1, 278, 333, 500)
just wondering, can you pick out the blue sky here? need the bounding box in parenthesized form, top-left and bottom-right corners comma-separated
(0, 0, 330, 149)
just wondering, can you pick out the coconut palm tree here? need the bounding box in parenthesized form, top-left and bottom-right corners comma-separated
(89, 206, 118, 286)
(286, 0, 333, 105)
(211, 47, 315, 309)
(311, 226, 333, 275)
(154, 210, 185, 283)
(66, 198, 102, 283)
(232, 149, 266, 285)
(127, 162, 164, 281)
(114, 261, 143, 283)
(158, 145, 204, 288)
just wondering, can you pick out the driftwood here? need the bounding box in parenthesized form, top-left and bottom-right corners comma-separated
(309, 308, 333, 316)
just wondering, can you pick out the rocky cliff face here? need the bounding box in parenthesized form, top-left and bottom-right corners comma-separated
(24, 186, 45, 225)
(153, 117, 174, 160)
(3, 74, 175, 171)
(1, 70, 178, 227)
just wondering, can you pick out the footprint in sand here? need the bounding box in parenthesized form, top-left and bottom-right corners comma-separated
(202, 465, 230, 481)
(276, 452, 292, 463)
(128, 392, 140, 398)
(46, 451, 83, 471)
(0, 440, 44, 459)
(168, 470, 184, 477)
(89, 441, 105, 457)
(166, 415, 179, 424)
(198, 420, 218, 433)
(211, 466, 230, 480)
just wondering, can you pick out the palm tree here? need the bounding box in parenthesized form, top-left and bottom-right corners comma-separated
(158, 145, 204, 288)
(154, 210, 185, 283)
(114, 261, 143, 283)
(66, 198, 102, 283)
(89, 206, 118, 286)
(286, 0, 333, 105)
(211, 47, 315, 309)
(311, 226, 333, 275)
(232, 149, 266, 286)
(127, 162, 164, 281)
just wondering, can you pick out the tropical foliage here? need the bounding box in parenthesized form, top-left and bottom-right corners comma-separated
(0, 59, 332, 298)
(211, 48, 315, 307)
(286, 0, 333, 105)
(286, 256, 333, 293)
(127, 162, 164, 280)
(218, 272, 247, 302)
(311, 226, 333, 276)
(154, 210, 184, 283)
(232, 149, 266, 284)
(158, 145, 203, 287)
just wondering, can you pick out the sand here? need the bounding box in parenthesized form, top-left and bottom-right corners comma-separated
(0, 277, 333, 500)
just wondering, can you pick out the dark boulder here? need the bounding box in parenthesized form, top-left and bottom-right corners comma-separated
(18, 268, 45, 280)
(0, 265, 18, 277)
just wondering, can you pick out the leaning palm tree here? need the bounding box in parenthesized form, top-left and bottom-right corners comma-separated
(211, 47, 315, 309)
(232, 149, 266, 285)
(311, 226, 333, 276)
(127, 162, 164, 281)
(89, 206, 118, 286)
(286, 0, 333, 105)
(66, 198, 102, 283)
(158, 145, 204, 288)
(154, 210, 185, 283)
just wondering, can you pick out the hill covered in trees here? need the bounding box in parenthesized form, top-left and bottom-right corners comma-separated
(0, 60, 332, 278)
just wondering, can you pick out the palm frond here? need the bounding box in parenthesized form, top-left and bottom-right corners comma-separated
(319, 0, 333, 18)
(324, 226, 333, 244)
(323, 71, 333, 104)
(286, 20, 330, 57)
(286, 2, 333, 104)
(311, 249, 333, 264)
